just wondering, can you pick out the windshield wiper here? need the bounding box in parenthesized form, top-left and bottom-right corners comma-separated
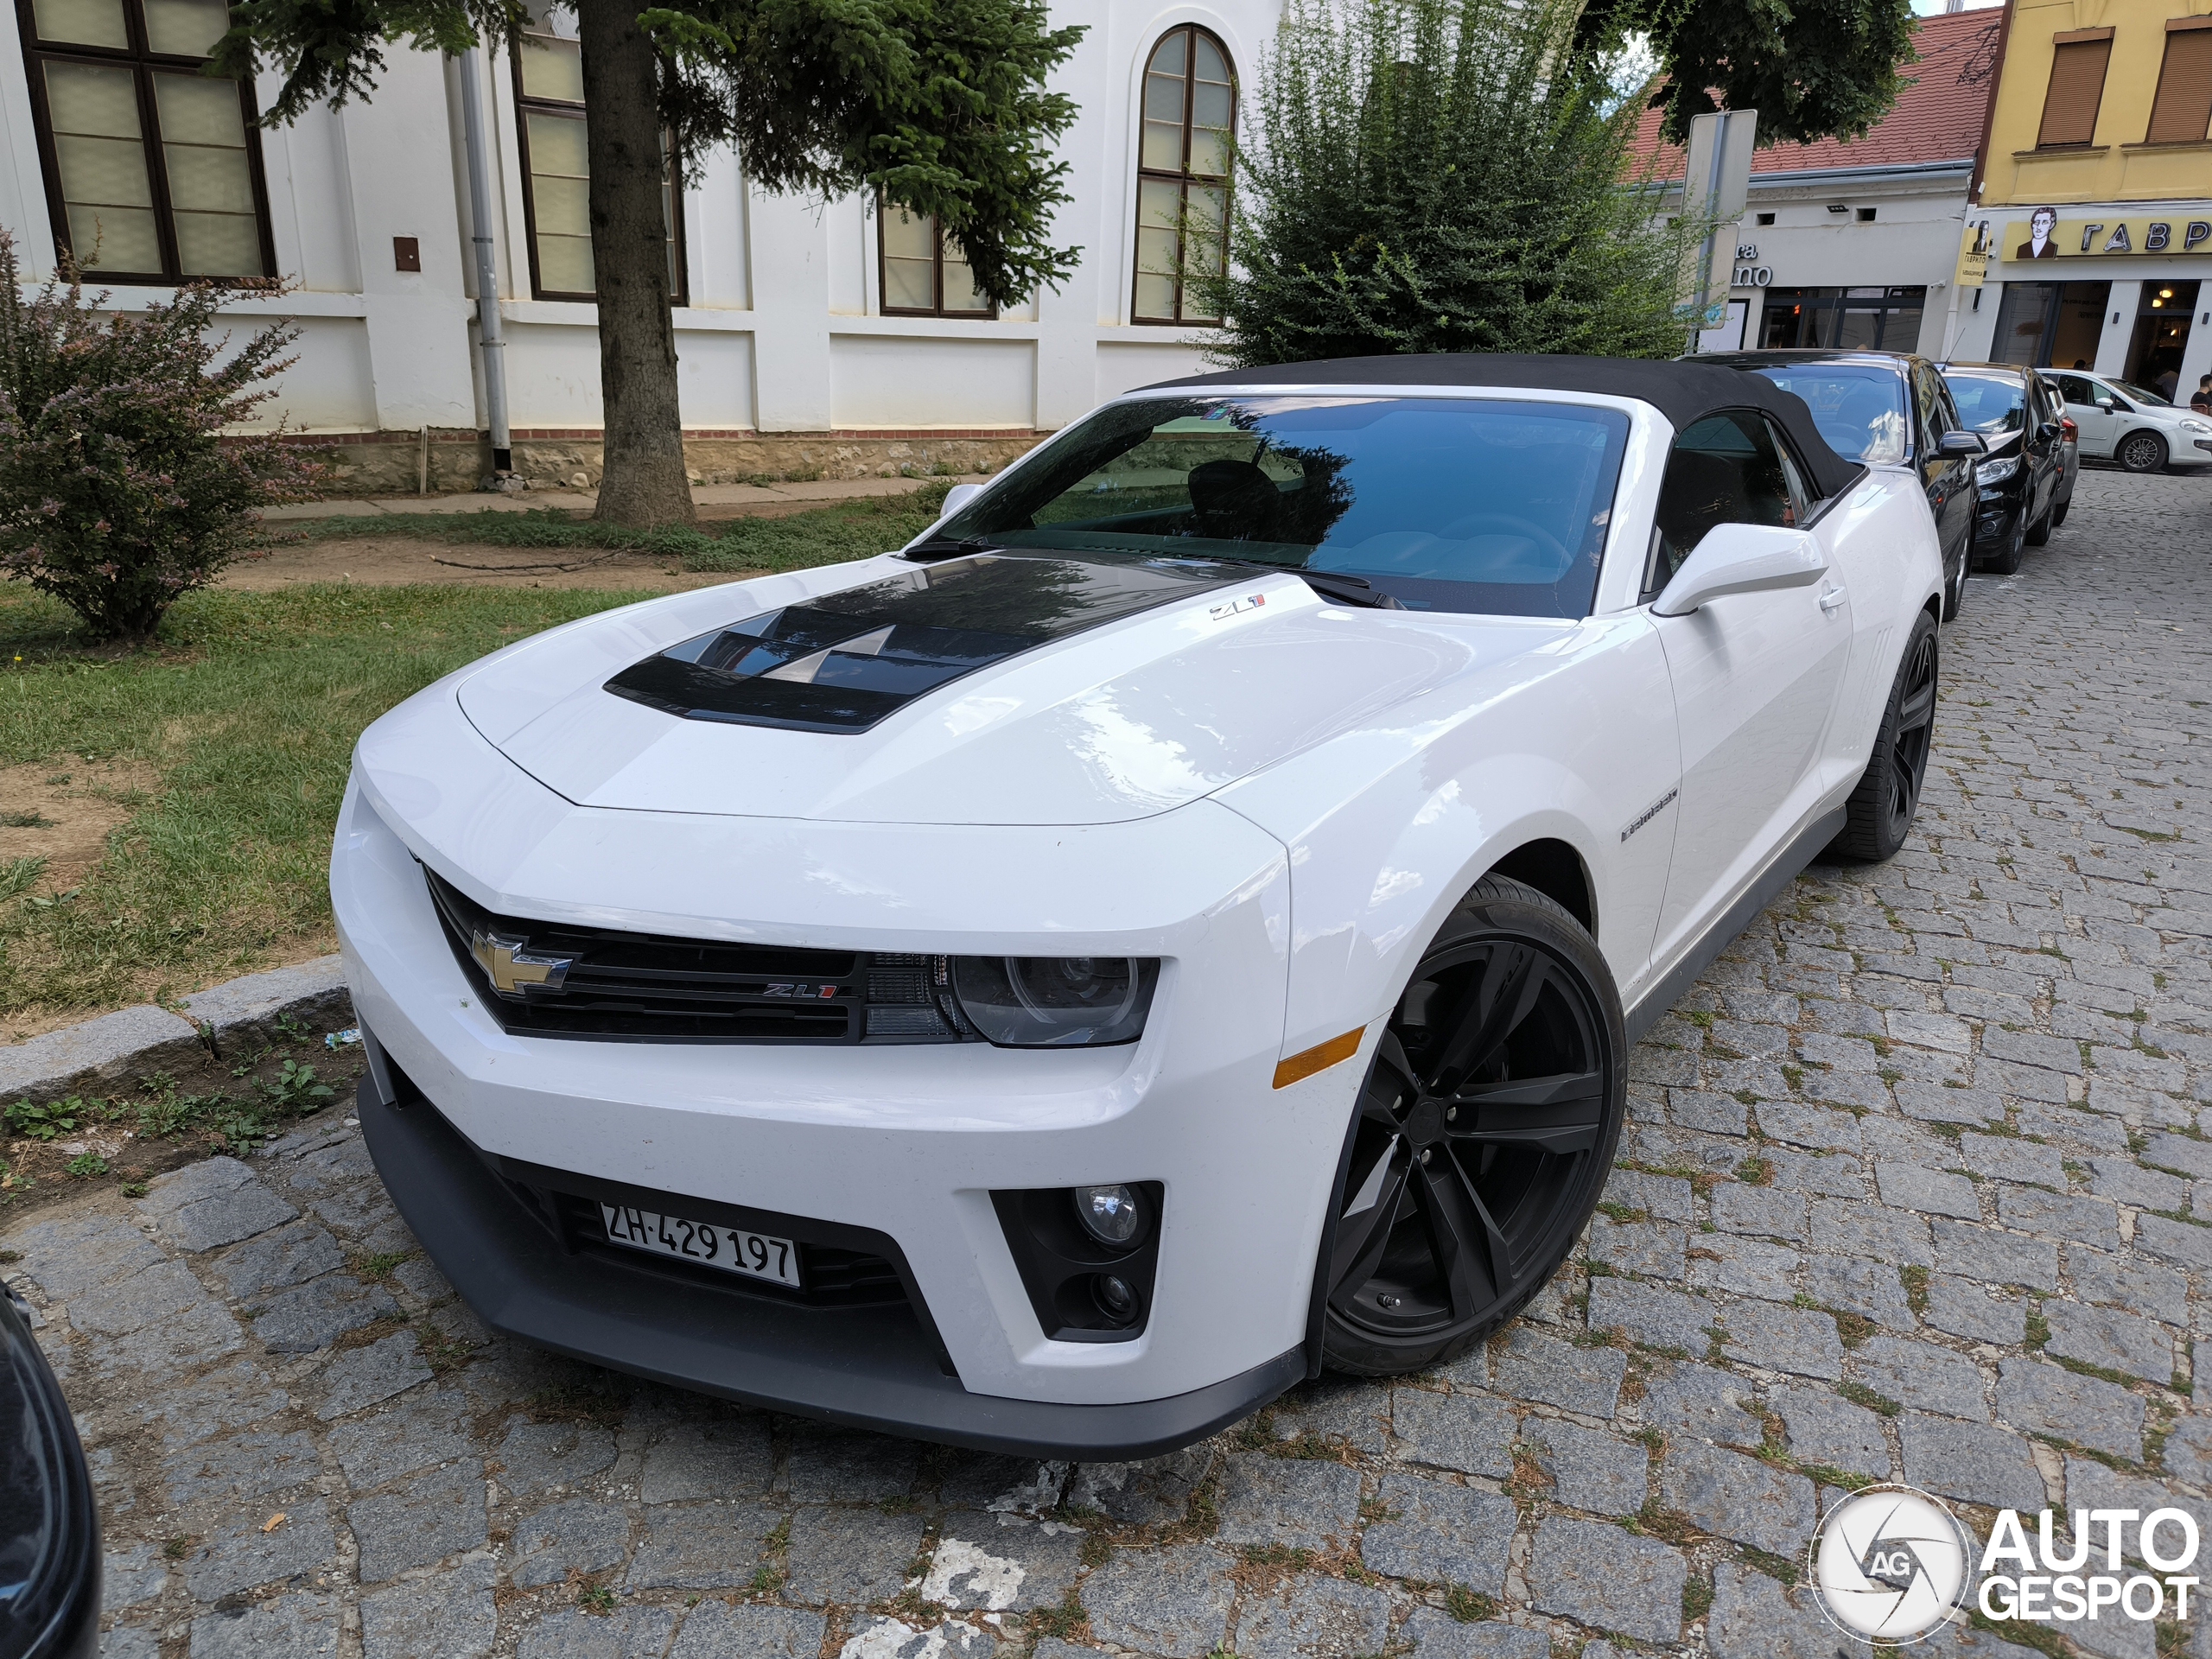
(1192, 553, 1402, 608)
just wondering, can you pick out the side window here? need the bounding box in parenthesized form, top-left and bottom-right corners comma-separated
(1912, 367, 1948, 458)
(1764, 419, 1815, 523)
(2051, 372, 2090, 405)
(1644, 411, 1796, 600)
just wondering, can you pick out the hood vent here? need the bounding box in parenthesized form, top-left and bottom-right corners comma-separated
(603, 552, 1236, 734)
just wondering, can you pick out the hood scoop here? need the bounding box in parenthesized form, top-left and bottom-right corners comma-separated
(605, 552, 1239, 734)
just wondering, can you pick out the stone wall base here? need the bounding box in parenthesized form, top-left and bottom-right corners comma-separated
(305, 429, 1045, 498)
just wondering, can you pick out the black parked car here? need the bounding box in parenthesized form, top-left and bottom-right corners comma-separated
(1, 1281, 99, 1659)
(1935, 361, 2070, 573)
(1698, 349, 1985, 621)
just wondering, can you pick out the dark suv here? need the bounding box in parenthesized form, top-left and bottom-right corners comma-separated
(1696, 349, 1985, 620)
(1933, 362, 2071, 574)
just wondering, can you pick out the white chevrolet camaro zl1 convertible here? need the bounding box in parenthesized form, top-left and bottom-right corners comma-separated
(334, 353, 1945, 1457)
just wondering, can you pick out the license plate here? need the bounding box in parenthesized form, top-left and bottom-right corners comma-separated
(599, 1204, 800, 1287)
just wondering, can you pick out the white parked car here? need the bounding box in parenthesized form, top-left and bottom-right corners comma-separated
(333, 355, 1945, 1456)
(2046, 368, 2212, 473)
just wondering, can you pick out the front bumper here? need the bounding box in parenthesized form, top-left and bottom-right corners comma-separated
(332, 683, 1371, 1448)
(358, 1066, 1303, 1457)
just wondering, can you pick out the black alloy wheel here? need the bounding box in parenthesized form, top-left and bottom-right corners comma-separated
(2050, 499, 2070, 529)
(1834, 608, 1939, 862)
(1980, 507, 2026, 575)
(2117, 429, 2168, 474)
(1320, 875, 1624, 1376)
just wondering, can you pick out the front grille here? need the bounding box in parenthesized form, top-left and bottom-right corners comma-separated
(423, 868, 973, 1044)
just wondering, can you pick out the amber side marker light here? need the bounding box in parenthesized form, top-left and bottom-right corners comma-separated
(1273, 1026, 1368, 1090)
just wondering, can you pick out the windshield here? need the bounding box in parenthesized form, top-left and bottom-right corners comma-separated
(2111, 379, 2171, 407)
(1941, 372, 2026, 435)
(1744, 365, 1909, 465)
(929, 395, 1631, 619)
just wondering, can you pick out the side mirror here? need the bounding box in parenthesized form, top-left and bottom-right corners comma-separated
(1936, 429, 1987, 458)
(938, 482, 985, 518)
(2036, 422, 2062, 443)
(2097, 397, 2121, 413)
(1652, 523, 1828, 618)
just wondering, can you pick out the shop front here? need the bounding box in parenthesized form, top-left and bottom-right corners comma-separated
(1953, 207, 2212, 395)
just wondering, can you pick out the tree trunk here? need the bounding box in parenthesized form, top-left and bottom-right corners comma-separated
(575, 0, 694, 526)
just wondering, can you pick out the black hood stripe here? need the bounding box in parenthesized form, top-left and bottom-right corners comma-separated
(604, 553, 1243, 734)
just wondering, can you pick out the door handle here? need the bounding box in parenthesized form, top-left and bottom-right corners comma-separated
(1818, 585, 1847, 613)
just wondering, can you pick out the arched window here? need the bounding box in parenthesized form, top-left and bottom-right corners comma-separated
(1133, 26, 1233, 325)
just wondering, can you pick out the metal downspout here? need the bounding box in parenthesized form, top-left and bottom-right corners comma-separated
(458, 44, 514, 480)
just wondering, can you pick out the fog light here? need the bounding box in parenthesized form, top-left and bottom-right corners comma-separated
(1094, 1274, 1138, 1323)
(1074, 1184, 1141, 1249)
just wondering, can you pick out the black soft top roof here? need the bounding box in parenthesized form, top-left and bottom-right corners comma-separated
(1149, 352, 1864, 499)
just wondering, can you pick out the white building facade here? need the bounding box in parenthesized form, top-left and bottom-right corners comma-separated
(0, 1, 1272, 491)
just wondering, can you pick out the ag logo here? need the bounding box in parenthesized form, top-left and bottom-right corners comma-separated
(1809, 1484, 1974, 1643)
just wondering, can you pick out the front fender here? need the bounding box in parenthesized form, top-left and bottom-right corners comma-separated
(1216, 613, 1680, 1065)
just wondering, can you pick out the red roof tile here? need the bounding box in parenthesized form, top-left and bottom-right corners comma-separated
(1624, 9, 1999, 181)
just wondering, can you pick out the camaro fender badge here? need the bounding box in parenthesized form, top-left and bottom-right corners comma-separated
(469, 929, 576, 998)
(1621, 787, 1680, 843)
(1208, 593, 1268, 622)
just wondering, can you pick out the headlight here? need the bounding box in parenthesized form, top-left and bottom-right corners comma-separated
(951, 957, 1160, 1046)
(2183, 418, 2212, 435)
(1976, 455, 2019, 485)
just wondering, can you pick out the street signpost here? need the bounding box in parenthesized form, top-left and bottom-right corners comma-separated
(1681, 108, 1758, 355)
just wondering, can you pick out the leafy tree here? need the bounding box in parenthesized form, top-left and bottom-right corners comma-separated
(215, 0, 1084, 526)
(0, 232, 323, 645)
(1202, 0, 1702, 369)
(1576, 0, 1917, 147)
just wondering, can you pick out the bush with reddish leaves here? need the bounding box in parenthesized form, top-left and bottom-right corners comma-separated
(0, 231, 323, 644)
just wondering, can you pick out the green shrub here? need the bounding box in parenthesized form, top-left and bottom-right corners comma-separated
(0, 232, 323, 643)
(1199, 0, 1703, 366)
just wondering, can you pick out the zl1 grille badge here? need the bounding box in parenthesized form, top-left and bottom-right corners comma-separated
(763, 982, 842, 1000)
(470, 929, 577, 998)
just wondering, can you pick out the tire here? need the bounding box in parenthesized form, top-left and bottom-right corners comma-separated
(1979, 508, 2026, 575)
(1831, 609, 1938, 863)
(2118, 429, 2168, 474)
(1939, 548, 1966, 623)
(1319, 874, 1626, 1377)
(2024, 500, 2053, 547)
(2050, 499, 2069, 529)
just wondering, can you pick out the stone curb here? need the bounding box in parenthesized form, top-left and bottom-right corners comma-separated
(0, 956, 353, 1105)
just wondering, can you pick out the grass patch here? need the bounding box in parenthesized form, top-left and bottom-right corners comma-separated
(289, 486, 950, 575)
(0, 493, 954, 1025)
(1837, 1381, 1902, 1418)
(1899, 1264, 1929, 1318)
(1441, 1584, 1495, 1623)
(0, 582, 664, 1020)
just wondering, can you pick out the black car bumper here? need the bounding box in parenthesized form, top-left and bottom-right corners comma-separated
(357, 1068, 1303, 1459)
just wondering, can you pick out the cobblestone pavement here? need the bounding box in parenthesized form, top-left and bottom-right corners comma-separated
(8, 467, 2210, 1659)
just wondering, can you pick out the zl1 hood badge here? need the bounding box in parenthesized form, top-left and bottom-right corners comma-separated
(470, 929, 576, 997)
(1208, 594, 1268, 621)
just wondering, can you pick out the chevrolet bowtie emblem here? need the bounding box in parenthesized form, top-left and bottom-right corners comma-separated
(470, 929, 575, 998)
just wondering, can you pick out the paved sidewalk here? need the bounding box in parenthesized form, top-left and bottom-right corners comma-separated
(8, 469, 2209, 1658)
(260, 474, 979, 524)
